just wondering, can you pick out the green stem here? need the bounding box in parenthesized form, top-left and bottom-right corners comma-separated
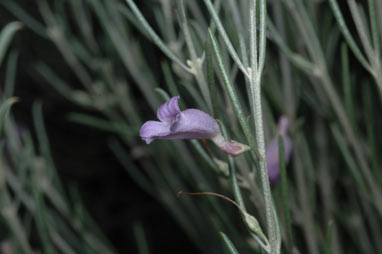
(249, 0, 278, 253)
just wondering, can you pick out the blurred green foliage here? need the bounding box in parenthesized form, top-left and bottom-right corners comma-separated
(0, 0, 382, 253)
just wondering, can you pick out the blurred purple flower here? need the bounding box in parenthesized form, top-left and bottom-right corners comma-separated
(266, 116, 292, 186)
(140, 96, 250, 156)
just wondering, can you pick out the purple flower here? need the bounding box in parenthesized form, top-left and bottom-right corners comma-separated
(266, 116, 292, 186)
(140, 96, 250, 156)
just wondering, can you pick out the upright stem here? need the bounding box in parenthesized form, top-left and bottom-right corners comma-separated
(249, 0, 278, 253)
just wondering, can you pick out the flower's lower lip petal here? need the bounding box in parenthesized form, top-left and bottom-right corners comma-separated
(266, 138, 279, 165)
(266, 135, 292, 165)
(139, 120, 171, 143)
(170, 109, 219, 139)
(268, 163, 280, 186)
(160, 132, 212, 140)
(265, 134, 293, 186)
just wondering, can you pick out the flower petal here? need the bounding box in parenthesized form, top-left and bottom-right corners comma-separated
(169, 109, 219, 139)
(157, 96, 181, 123)
(277, 116, 290, 136)
(266, 135, 292, 185)
(139, 120, 171, 144)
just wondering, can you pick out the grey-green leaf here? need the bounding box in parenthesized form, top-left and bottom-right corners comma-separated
(220, 232, 239, 254)
(0, 22, 23, 68)
(0, 97, 18, 136)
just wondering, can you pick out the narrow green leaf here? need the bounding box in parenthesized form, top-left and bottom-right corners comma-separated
(0, 97, 18, 136)
(368, 0, 380, 56)
(203, 0, 248, 77)
(1, 1, 46, 37)
(341, 43, 355, 129)
(219, 121, 245, 209)
(330, 124, 368, 196)
(73, 194, 115, 252)
(278, 136, 294, 249)
(125, 0, 191, 73)
(0, 201, 33, 254)
(206, 40, 219, 117)
(208, 29, 254, 148)
(161, 61, 181, 98)
(179, 0, 212, 112)
(220, 121, 268, 251)
(32, 102, 54, 169)
(133, 222, 150, 254)
(220, 232, 239, 254)
(32, 101, 67, 206)
(363, 85, 381, 182)
(69, 113, 137, 136)
(3, 50, 18, 100)
(154, 88, 171, 102)
(267, 20, 318, 76)
(32, 171, 54, 254)
(324, 221, 334, 254)
(328, 0, 372, 72)
(190, 140, 218, 173)
(181, 83, 209, 112)
(258, 0, 267, 74)
(109, 139, 151, 193)
(35, 63, 77, 103)
(347, 0, 375, 64)
(119, 4, 149, 39)
(0, 22, 22, 67)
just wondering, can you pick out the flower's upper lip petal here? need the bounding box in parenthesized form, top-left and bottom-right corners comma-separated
(139, 120, 171, 144)
(157, 96, 181, 123)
